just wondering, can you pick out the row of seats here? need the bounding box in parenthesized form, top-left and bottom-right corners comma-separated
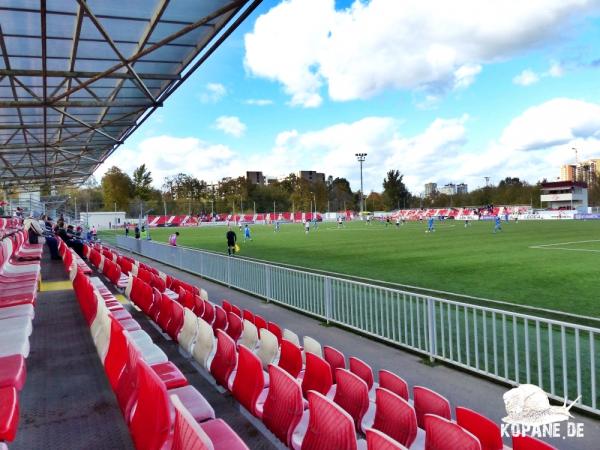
(0, 228, 40, 445)
(97, 244, 556, 450)
(79, 245, 249, 449)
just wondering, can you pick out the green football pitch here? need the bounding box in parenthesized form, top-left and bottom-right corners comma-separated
(101, 219, 600, 319)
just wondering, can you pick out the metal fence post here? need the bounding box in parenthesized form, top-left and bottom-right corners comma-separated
(324, 277, 332, 324)
(199, 251, 204, 276)
(427, 297, 436, 363)
(265, 265, 271, 303)
(227, 256, 231, 287)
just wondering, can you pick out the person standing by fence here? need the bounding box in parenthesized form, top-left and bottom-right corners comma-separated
(226, 229, 237, 255)
(169, 231, 179, 246)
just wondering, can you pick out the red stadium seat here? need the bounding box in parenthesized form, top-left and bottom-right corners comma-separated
(267, 321, 282, 345)
(254, 314, 267, 334)
(201, 301, 215, 325)
(166, 300, 184, 341)
(301, 352, 333, 397)
(512, 435, 556, 450)
(226, 312, 243, 342)
(424, 414, 481, 450)
(231, 346, 266, 417)
(366, 428, 408, 450)
(324, 345, 346, 383)
(333, 368, 370, 431)
(291, 390, 358, 450)
(0, 386, 18, 442)
(178, 288, 195, 311)
(212, 305, 228, 334)
(192, 294, 205, 317)
(279, 339, 303, 378)
(210, 330, 237, 389)
(0, 355, 26, 391)
(349, 356, 376, 395)
(413, 386, 451, 429)
(230, 304, 242, 318)
(199, 418, 250, 450)
(156, 294, 173, 333)
(261, 364, 304, 447)
(242, 309, 254, 324)
(362, 388, 419, 448)
(379, 370, 409, 401)
(456, 406, 506, 450)
(222, 299, 232, 314)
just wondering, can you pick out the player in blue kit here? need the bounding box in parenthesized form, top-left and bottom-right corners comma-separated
(243, 223, 252, 242)
(426, 216, 435, 233)
(494, 215, 502, 233)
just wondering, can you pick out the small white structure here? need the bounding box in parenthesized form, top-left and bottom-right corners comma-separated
(80, 211, 126, 230)
(540, 181, 588, 212)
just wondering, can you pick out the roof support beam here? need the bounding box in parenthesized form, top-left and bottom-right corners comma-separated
(76, 0, 158, 104)
(0, 100, 156, 107)
(0, 68, 180, 80)
(51, 0, 244, 103)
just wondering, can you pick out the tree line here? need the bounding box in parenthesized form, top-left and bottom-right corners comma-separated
(58, 166, 600, 217)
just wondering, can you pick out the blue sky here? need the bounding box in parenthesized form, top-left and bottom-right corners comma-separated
(100, 0, 600, 194)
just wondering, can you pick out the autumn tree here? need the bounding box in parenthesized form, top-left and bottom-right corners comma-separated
(101, 167, 133, 211)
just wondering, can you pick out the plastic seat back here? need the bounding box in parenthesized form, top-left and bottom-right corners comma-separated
(156, 294, 173, 332)
(372, 388, 417, 448)
(149, 287, 162, 321)
(283, 328, 300, 346)
(413, 386, 451, 429)
(424, 414, 481, 450)
(137, 267, 153, 285)
(151, 274, 166, 293)
(129, 358, 172, 450)
(202, 301, 215, 325)
(242, 309, 255, 324)
(178, 288, 195, 311)
(349, 357, 374, 390)
(302, 391, 358, 450)
(262, 364, 303, 447)
(230, 304, 242, 317)
(254, 314, 267, 334)
(267, 321, 283, 344)
(324, 346, 346, 382)
(212, 305, 228, 334)
(192, 318, 215, 369)
(333, 369, 369, 431)
(366, 428, 408, 450)
(279, 338, 303, 378)
(232, 346, 265, 416)
(226, 312, 243, 341)
(104, 317, 128, 391)
(192, 294, 205, 317)
(170, 394, 213, 450)
(222, 300, 232, 314)
(456, 407, 503, 450)
(303, 336, 322, 358)
(210, 330, 237, 388)
(302, 353, 333, 397)
(255, 328, 279, 370)
(167, 298, 185, 340)
(178, 308, 199, 354)
(512, 435, 556, 450)
(239, 319, 259, 350)
(379, 370, 409, 401)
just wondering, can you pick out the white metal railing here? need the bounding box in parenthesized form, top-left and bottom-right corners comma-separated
(116, 236, 600, 416)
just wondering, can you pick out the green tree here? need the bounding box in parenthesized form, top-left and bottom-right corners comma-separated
(101, 166, 133, 211)
(328, 177, 355, 211)
(382, 170, 411, 210)
(366, 191, 386, 211)
(132, 164, 153, 200)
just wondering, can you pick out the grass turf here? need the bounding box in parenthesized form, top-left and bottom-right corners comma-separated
(101, 219, 600, 318)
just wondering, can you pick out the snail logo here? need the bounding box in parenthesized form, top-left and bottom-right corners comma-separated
(502, 384, 580, 426)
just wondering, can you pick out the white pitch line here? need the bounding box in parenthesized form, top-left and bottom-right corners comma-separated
(530, 246, 600, 253)
(530, 239, 600, 248)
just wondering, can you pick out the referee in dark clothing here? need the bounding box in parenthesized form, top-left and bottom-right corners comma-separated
(226, 229, 237, 256)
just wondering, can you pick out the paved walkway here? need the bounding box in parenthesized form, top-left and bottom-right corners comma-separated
(124, 248, 600, 450)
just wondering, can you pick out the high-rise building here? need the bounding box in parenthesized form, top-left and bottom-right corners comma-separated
(246, 171, 265, 185)
(439, 183, 457, 195)
(560, 164, 577, 181)
(456, 183, 468, 194)
(424, 182, 437, 197)
(298, 171, 326, 183)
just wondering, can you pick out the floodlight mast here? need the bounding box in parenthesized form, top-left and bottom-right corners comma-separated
(355, 153, 367, 213)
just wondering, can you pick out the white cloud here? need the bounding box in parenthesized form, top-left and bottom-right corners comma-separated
(548, 60, 564, 77)
(214, 116, 247, 138)
(245, 98, 274, 106)
(96, 98, 600, 195)
(199, 83, 227, 103)
(245, 0, 598, 107)
(512, 69, 540, 86)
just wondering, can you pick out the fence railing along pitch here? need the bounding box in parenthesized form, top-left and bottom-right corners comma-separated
(116, 236, 600, 416)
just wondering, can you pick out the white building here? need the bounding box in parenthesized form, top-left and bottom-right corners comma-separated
(540, 181, 588, 212)
(80, 211, 126, 230)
